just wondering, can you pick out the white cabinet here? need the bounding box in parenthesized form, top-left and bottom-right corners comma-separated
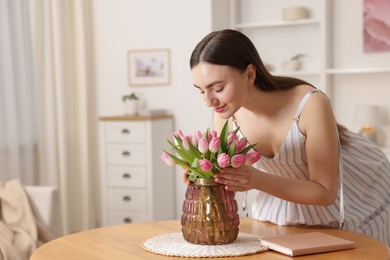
(99, 115, 175, 226)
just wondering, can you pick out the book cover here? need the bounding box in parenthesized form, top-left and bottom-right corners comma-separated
(259, 232, 355, 256)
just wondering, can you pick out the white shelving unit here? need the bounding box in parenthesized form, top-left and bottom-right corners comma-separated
(229, 0, 330, 95)
(327, 68, 390, 74)
(229, 0, 390, 94)
(229, 0, 390, 147)
(233, 19, 321, 29)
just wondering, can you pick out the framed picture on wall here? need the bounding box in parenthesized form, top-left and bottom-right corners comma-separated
(128, 49, 171, 86)
(363, 0, 390, 52)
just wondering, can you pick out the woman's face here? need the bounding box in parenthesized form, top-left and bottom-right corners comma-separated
(192, 62, 249, 119)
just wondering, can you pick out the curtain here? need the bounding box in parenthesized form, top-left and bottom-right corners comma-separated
(29, 0, 97, 235)
(0, 0, 38, 185)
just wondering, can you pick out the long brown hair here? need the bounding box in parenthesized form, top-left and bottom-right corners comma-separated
(190, 29, 350, 144)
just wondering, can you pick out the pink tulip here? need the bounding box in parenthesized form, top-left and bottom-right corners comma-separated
(217, 153, 230, 168)
(172, 130, 185, 145)
(231, 154, 246, 168)
(199, 159, 212, 172)
(181, 137, 189, 150)
(208, 137, 220, 153)
(198, 137, 209, 153)
(161, 151, 175, 166)
(195, 130, 203, 143)
(189, 134, 198, 146)
(236, 138, 248, 153)
(172, 129, 185, 139)
(245, 151, 261, 165)
(209, 130, 218, 140)
(227, 132, 237, 145)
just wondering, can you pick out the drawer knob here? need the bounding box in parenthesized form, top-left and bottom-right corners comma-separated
(122, 173, 131, 179)
(123, 217, 132, 224)
(123, 195, 131, 202)
(122, 151, 131, 157)
(122, 128, 130, 135)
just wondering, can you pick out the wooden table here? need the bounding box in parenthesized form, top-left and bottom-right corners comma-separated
(31, 219, 389, 259)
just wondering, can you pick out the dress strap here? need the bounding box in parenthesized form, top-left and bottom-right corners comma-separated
(294, 89, 322, 122)
(336, 128, 345, 230)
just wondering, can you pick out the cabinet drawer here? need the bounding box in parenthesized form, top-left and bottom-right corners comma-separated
(107, 188, 147, 210)
(106, 144, 146, 165)
(107, 211, 149, 225)
(105, 122, 145, 142)
(107, 166, 146, 188)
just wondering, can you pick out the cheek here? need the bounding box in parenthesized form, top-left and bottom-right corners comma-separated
(223, 91, 237, 104)
(223, 85, 244, 106)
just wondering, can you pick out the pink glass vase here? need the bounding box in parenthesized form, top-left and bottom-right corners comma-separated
(181, 178, 240, 245)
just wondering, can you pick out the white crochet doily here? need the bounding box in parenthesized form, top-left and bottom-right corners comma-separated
(142, 232, 267, 258)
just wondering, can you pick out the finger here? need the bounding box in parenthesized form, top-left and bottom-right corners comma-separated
(225, 182, 241, 192)
(219, 167, 247, 175)
(215, 173, 239, 182)
(182, 172, 189, 183)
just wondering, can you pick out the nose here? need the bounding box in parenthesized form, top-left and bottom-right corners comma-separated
(204, 92, 218, 107)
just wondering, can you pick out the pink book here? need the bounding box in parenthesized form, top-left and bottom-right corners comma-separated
(259, 232, 355, 256)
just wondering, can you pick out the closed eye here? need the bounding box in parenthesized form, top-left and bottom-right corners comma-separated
(194, 80, 225, 94)
(216, 87, 224, 93)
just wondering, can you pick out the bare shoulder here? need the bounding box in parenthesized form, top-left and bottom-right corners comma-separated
(305, 90, 332, 111)
(299, 90, 336, 134)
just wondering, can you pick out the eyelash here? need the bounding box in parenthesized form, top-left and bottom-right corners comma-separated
(199, 87, 223, 94)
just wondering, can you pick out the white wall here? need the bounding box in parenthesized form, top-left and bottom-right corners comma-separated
(92, 0, 227, 221)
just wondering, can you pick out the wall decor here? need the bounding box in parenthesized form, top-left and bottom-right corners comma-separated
(363, 0, 390, 52)
(128, 49, 170, 86)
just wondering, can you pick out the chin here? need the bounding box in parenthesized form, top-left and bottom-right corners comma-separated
(216, 112, 232, 120)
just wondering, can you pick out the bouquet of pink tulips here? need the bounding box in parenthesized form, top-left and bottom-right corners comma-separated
(161, 120, 261, 182)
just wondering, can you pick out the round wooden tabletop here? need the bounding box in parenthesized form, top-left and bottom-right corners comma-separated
(31, 219, 389, 260)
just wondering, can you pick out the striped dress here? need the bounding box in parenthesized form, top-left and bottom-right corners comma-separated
(237, 89, 390, 246)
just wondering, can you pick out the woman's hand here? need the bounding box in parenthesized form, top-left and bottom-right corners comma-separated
(182, 168, 192, 186)
(214, 166, 256, 192)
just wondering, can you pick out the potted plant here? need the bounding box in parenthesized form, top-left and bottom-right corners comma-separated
(282, 54, 305, 71)
(161, 120, 261, 245)
(122, 92, 139, 115)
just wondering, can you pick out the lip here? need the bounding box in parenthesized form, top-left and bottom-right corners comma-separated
(214, 105, 226, 113)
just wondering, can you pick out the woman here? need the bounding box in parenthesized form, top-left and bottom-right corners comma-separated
(188, 29, 390, 246)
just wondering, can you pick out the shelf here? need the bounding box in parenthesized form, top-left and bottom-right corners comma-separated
(326, 68, 390, 75)
(233, 19, 320, 29)
(272, 70, 321, 77)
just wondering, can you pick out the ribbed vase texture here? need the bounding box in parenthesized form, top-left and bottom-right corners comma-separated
(181, 178, 240, 245)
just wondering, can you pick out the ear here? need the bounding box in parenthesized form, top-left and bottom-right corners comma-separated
(246, 64, 256, 87)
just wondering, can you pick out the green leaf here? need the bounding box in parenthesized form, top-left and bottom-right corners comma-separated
(187, 173, 197, 182)
(219, 120, 229, 152)
(239, 143, 257, 154)
(164, 151, 191, 169)
(187, 141, 202, 159)
(167, 139, 194, 163)
(227, 142, 236, 157)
